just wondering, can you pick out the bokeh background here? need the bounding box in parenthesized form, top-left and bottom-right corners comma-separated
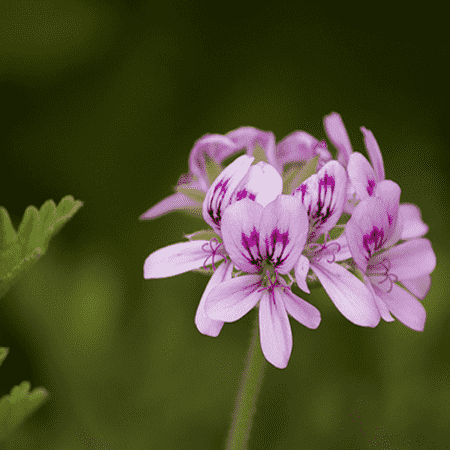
(1, 1, 449, 449)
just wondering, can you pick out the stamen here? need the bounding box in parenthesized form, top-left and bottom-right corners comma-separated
(367, 258, 398, 293)
(308, 241, 341, 263)
(202, 238, 227, 271)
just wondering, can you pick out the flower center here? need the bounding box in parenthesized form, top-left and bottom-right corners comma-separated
(256, 260, 290, 304)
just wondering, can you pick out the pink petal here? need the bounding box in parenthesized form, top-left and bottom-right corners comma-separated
(294, 255, 310, 293)
(226, 127, 277, 168)
(202, 154, 254, 233)
(360, 126, 385, 182)
(293, 160, 347, 242)
(311, 260, 380, 327)
(205, 274, 263, 322)
(231, 161, 283, 207)
(401, 275, 431, 300)
(260, 195, 309, 274)
(189, 134, 241, 186)
(221, 199, 264, 274)
(144, 240, 218, 278)
(398, 203, 429, 239)
(375, 283, 426, 331)
(139, 192, 201, 220)
(282, 287, 321, 329)
(343, 183, 358, 214)
(195, 260, 233, 337)
(370, 238, 436, 281)
(374, 180, 401, 248)
(324, 112, 353, 168)
(259, 289, 292, 369)
(365, 276, 395, 322)
(347, 152, 377, 200)
(330, 233, 352, 262)
(274, 131, 319, 173)
(345, 196, 397, 272)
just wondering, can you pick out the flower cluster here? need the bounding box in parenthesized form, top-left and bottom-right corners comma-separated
(142, 113, 436, 369)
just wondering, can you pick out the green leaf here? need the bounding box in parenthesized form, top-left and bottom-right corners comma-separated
(175, 186, 206, 205)
(0, 348, 9, 367)
(0, 208, 17, 251)
(0, 381, 48, 442)
(0, 196, 83, 300)
(184, 230, 220, 242)
(282, 155, 319, 195)
(0, 349, 48, 443)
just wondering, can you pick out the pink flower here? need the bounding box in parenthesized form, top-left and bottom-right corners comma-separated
(144, 154, 284, 336)
(347, 151, 429, 240)
(345, 181, 436, 331)
(292, 160, 381, 327)
(203, 155, 283, 235)
(140, 134, 241, 220)
(205, 195, 321, 369)
(325, 113, 429, 239)
(140, 127, 331, 220)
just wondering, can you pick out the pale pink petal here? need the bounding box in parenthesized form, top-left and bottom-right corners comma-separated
(144, 240, 217, 278)
(375, 283, 426, 331)
(330, 233, 352, 262)
(189, 134, 240, 187)
(195, 260, 233, 337)
(274, 131, 319, 173)
(221, 199, 264, 273)
(345, 196, 396, 272)
(231, 161, 283, 207)
(313, 139, 334, 170)
(343, 182, 358, 214)
(202, 154, 254, 233)
(324, 112, 353, 167)
(360, 126, 385, 183)
(140, 192, 201, 220)
(374, 180, 401, 248)
(347, 152, 377, 200)
(226, 127, 277, 168)
(398, 203, 429, 239)
(259, 195, 309, 274)
(282, 287, 321, 329)
(294, 255, 310, 293)
(365, 275, 395, 322)
(259, 289, 292, 369)
(205, 275, 263, 322)
(370, 238, 436, 281)
(401, 275, 431, 300)
(292, 160, 347, 242)
(311, 260, 380, 327)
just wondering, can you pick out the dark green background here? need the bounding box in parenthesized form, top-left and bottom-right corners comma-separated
(1, 1, 449, 449)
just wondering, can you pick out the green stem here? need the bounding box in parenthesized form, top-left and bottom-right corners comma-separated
(226, 309, 267, 450)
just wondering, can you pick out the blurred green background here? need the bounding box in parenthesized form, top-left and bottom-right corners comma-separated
(1, 1, 449, 449)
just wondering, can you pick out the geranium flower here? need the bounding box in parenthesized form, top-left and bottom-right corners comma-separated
(292, 160, 381, 327)
(203, 155, 283, 235)
(204, 195, 321, 369)
(144, 154, 284, 337)
(345, 181, 436, 331)
(324, 113, 429, 240)
(347, 151, 429, 240)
